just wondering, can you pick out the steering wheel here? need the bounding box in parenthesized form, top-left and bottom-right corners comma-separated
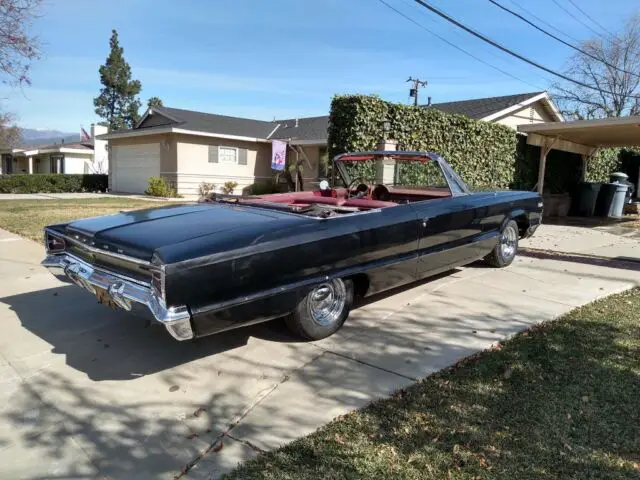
(347, 178, 370, 199)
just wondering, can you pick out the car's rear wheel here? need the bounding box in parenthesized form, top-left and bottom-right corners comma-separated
(285, 278, 354, 340)
(484, 219, 519, 268)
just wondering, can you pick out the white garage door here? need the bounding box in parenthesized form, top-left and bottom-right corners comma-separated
(112, 143, 161, 194)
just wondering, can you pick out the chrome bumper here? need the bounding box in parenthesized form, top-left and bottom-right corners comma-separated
(41, 254, 194, 341)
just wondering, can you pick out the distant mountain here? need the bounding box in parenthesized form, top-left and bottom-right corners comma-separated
(19, 128, 80, 146)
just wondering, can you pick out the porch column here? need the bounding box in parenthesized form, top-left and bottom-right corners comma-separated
(28, 156, 33, 174)
(376, 139, 397, 185)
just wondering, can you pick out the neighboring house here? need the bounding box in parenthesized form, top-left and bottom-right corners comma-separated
(0, 124, 109, 175)
(98, 91, 563, 196)
(99, 107, 329, 196)
(428, 91, 564, 128)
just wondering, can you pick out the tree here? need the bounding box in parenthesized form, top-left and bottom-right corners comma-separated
(552, 14, 640, 120)
(0, 112, 20, 148)
(147, 96, 163, 108)
(94, 29, 142, 130)
(0, 0, 41, 86)
(0, 0, 41, 150)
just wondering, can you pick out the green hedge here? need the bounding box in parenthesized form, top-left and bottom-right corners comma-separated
(329, 95, 517, 190)
(0, 174, 108, 193)
(328, 95, 624, 192)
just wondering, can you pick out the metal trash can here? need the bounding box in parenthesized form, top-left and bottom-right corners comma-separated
(572, 182, 601, 217)
(610, 172, 635, 202)
(609, 182, 629, 218)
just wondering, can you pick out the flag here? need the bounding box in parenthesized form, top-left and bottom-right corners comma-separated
(80, 127, 91, 143)
(271, 140, 287, 171)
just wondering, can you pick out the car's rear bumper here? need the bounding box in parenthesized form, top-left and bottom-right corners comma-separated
(41, 253, 194, 341)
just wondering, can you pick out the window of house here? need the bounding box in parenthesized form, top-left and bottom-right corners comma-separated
(218, 146, 238, 164)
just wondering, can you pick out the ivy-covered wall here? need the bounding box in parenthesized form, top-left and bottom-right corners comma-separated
(328, 95, 624, 192)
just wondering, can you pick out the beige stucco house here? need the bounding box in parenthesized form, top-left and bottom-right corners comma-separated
(100, 107, 327, 196)
(0, 124, 109, 175)
(99, 91, 562, 197)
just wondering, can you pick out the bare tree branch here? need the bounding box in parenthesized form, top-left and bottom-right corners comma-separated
(552, 13, 640, 120)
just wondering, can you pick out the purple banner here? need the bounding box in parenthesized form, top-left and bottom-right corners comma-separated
(271, 140, 287, 171)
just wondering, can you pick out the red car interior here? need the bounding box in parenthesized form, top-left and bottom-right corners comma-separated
(254, 184, 451, 211)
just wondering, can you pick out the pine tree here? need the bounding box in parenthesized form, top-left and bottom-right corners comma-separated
(147, 96, 163, 108)
(94, 30, 142, 130)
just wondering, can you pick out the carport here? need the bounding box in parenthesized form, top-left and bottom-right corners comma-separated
(518, 116, 640, 194)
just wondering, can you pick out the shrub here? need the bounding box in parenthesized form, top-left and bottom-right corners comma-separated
(0, 174, 108, 193)
(247, 182, 281, 195)
(220, 181, 238, 194)
(198, 181, 216, 198)
(145, 177, 177, 197)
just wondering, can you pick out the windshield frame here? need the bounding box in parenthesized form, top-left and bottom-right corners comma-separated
(332, 151, 471, 196)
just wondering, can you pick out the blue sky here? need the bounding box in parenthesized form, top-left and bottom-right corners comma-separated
(1, 0, 638, 131)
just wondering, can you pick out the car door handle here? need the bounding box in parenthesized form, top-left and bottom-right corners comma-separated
(422, 217, 430, 227)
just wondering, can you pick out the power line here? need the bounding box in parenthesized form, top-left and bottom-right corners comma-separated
(374, 0, 547, 93)
(411, 0, 640, 98)
(550, 0, 606, 38)
(506, 0, 580, 43)
(487, 0, 638, 79)
(565, 0, 616, 37)
(399, 0, 554, 85)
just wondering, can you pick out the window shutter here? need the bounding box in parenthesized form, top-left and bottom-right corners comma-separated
(208, 146, 219, 163)
(238, 148, 247, 165)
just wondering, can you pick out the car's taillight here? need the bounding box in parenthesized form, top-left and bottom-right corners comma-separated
(151, 267, 165, 301)
(45, 232, 66, 253)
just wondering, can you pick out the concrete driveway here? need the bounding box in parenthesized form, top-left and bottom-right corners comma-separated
(1, 225, 639, 479)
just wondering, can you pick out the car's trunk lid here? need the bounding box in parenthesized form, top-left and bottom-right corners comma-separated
(64, 203, 303, 264)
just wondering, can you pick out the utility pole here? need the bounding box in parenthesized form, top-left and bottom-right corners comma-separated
(407, 77, 428, 106)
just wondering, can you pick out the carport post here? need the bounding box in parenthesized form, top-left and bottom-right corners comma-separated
(537, 147, 548, 195)
(537, 137, 558, 195)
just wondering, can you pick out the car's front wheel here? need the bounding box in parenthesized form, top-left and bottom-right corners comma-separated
(286, 278, 354, 340)
(484, 219, 519, 267)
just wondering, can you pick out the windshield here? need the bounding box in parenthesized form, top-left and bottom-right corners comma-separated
(333, 152, 470, 195)
(336, 159, 448, 190)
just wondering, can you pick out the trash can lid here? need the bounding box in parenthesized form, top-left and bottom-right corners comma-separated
(611, 171, 629, 180)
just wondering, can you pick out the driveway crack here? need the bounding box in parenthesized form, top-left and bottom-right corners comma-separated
(176, 349, 326, 478)
(225, 433, 266, 454)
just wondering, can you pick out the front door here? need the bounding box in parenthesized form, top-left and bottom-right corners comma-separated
(412, 196, 479, 277)
(404, 160, 480, 277)
(354, 204, 422, 295)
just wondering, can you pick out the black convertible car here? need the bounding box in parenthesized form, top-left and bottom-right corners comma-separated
(42, 151, 542, 341)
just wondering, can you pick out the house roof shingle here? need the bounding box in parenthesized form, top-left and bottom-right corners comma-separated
(271, 116, 329, 141)
(429, 91, 544, 119)
(20, 141, 93, 151)
(150, 106, 277, 139)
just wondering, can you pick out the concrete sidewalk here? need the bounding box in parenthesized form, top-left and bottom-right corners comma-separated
(0, 225, 638, 479)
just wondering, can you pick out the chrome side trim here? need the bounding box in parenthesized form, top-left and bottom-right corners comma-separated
(45, 228, 152, 267)
(41, 253, 193, 341)
(191, 251, 419, 316)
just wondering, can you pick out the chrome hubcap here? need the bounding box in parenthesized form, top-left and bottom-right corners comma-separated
(500, 225, 518, 259)
(308, 279, 347, 327)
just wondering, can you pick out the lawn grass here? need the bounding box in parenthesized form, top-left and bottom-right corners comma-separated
(226, 289, 640, 479)
(0, 198, 181, 242)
